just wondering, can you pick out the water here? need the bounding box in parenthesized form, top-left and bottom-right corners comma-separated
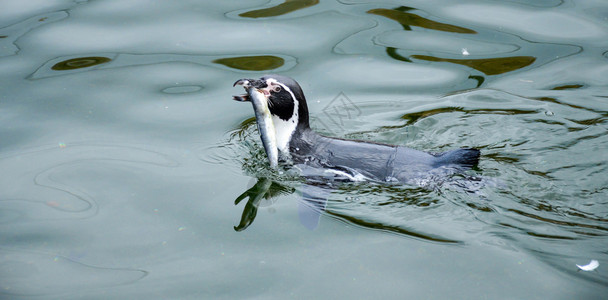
(1, 0, 607, 299)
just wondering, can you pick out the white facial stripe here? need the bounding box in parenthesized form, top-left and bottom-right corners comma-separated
(266, 78, 297, 106)
(265, 78, 299, 154)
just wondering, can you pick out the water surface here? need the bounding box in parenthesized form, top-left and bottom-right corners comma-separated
(1, 0, 607, 299)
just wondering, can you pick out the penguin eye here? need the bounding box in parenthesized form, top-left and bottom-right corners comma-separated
(272, 85, 282, 93)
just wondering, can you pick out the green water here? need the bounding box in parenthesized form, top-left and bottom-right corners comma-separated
(1, 0, 607, 299)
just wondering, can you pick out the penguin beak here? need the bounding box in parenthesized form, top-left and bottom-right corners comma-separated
(233, 78, 268, 102)
(233, 79, 251, 88)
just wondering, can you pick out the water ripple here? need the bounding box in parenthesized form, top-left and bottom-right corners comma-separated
(0, 247, 147, 297)
(0, 142, 179, 222)
(0, 11, 68, 57)
(236, 0, 320, 19)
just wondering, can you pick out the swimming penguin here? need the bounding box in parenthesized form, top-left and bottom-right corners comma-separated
(233, 75, 480, 183)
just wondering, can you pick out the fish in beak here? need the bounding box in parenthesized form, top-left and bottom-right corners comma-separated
(234, 78, 279, 169)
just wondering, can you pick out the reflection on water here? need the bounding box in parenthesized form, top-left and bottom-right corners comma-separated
(239, 0, 320, 18)
(29, 53, 296, 79)
(51, 56, 111, 70)
(411, 55, 536, 75)
(2, 0, 608, 298)
(385, 47, 412, 63)
(224, 116, 493, 243)
(367, 5, 540, 80)
(368, 7, 476, 34)
(550, 84, 584, 90)
(232, 176, 467, 243)
(233, 178, 294, 231)
(213, 55, 285, 71)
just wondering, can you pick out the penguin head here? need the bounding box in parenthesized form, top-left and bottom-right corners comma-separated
(234, 75, 310, 153)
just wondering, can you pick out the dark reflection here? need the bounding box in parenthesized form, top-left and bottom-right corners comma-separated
(233, 178, 294, 231)
(468, 75, 485, 88)
(465, 202, 494, 212)
(534, 96, 608, 116)
(411, 55, 536, 75)
(51, 56, 111, 71)
(401, 107, 464, 126)
(239, 0, 319, 18)
(369, 6, 538, 77)
(324, 210, 460, 243)
(0, 36, 7, 38)
(367, 7, 476, 34)
(568, 117, 606, 126)
(534, 96, 584, 110)
(232, 175, 472, 243)
(386, 47, 412, 63)
(213, 55, 284, 71)
(551, 84, 584, 90)
(483, 152, 524, 164)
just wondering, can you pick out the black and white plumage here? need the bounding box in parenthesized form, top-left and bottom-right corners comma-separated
(233, 74, 480, 183)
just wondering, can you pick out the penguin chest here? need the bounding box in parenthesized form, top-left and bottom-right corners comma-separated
(272, 114, 298, 154)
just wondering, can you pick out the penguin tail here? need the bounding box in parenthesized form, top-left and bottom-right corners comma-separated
(436, 148, 480, 168)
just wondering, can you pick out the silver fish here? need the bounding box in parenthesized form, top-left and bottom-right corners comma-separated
(233, 80, 279, 169)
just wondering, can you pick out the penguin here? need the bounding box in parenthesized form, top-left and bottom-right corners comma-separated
(233, 75, 480, 183)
